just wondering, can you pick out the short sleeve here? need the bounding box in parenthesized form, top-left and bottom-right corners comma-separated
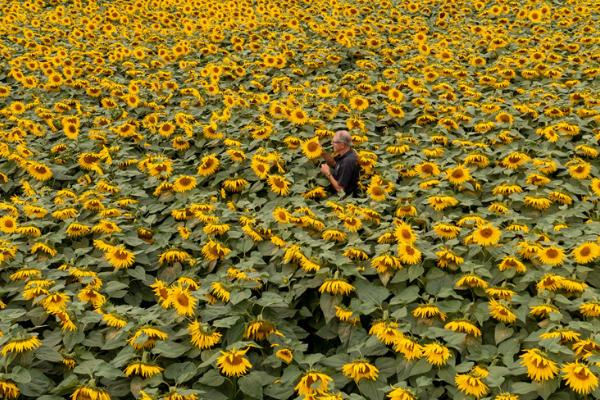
(334, 157, 357, 192)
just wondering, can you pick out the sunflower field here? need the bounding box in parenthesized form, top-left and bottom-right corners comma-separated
(1, 0, 600, 399)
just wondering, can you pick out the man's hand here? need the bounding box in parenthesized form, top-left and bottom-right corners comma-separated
(320, 163, 331, 177)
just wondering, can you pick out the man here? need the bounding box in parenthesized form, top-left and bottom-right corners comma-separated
(320, 130, 360, 198)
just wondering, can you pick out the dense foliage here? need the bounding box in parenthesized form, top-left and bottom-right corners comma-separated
(0, 0, 599, 399)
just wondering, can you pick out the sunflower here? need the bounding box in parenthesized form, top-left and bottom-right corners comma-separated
(216, 348, 252, 377)
(520, 349, 558, 381)
(591, 178, 600, 196)
(422, 343, 452, 366)
(428, 195, 459, 211)
(275, 347, 293, 364)
(415, 161, 441, 177)
(101, 312, 127, 329)
(27, 162, 53, 181)
(456, 274, 488, 289)
(343, 247, 369, 261)
(342, 360, 379, 383)
(387, 387, 416, 400)
(366, 179, 386, 202)
(319, 278, 354, 296)
(537, 246, 565, 266)
(336, 306, 359, 325)
(222, 177, 249, 193)
(386, 103, 405, 118)
(444, 320, 482, 337)
(470, 224, 501, 246)
(536, 274, 565, 293)
(435, 247, 464, 269)
(188, 320, 221, 349)
(158, 249, 192, 265)
(455, 373, 489, 399)
(289, 108, 309, 125)
(244, 319, 279, 341)
(0, 379, 20, 399)
(412, 304, 447, 321)
(432, 222, 461, 239)
(92, 220, 121, 235)
(210, 282, 231, 302)
(249, 157, 269, 179)
(1, 336, 42, 356)
(167, 285, 196, 316)
(0, 215, 17, 234)
(267, 174, 290, 196)
(371, 254, 401, 273)
(579, 302, 600, 318)
(71, 386, 111, 400)
(322, 229, 346, 242)
(394, 221, 417, 244)
(488, 300, 517, 324)
(124, 362, 164, 378)
(40, 292, 70, 313)
(398, 244, 422, 265)
(486, 287, 516, 300)
(524, 195, 552, 210)
(529, 304, 559, 318)
(561, 363, 599, 395)
(301, 137, 322, 159)
(197, 154, 220, 176)
(568, 162, 591, 179)
(105, 246, 135, 269)
(446, 165, 471, 185)
(349, 95, 369, 111)
(572, 242, 599, 264)
(295, 371, 333, 397)
(369, 320, 402, 345)
(201, 240, 231, 261)
(394, 337, 423, 360)
(173, 175, 197, 193)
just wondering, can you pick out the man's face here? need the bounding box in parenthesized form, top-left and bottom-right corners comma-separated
(332, 135, 346, 152)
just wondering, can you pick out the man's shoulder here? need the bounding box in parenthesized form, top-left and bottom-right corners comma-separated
(338, 150, 358, 163)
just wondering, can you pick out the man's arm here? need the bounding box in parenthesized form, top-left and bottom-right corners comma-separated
(324, 170, 344, 193)
(320, 163, 344, 193)
(321, 150, 336, 168)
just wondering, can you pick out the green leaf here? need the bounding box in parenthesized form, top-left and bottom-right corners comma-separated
(255, 292, 288, 308)
(319, 293, 337, 323)
(164, 361, 197, 384)
(152, 341, 190, 358)
(239, 372, 263, 399)
(358, 379, 384, 400)
(407, 264, 424, 281)
(533, 379, 560, 400)
(197, 368, 225, 386)
(95, 361, 124, 379)
(407, 359, 432, 377)
(230, 289, 252, 305)
(127, 265, 147, 281)
(390, 286, 419, 304)
(511, 382, 536, 394)
(354, 279, 390, 305)
(212, 316, 240, 328)
(73, 360, 101, 376)
(35, 345, 63, 362)
(494, 324, 514, 345)
(50, 374, 79, 395)
(19, 369, 53, 397)
(8, 366, 31, 384)
(104, 280, 129, 297)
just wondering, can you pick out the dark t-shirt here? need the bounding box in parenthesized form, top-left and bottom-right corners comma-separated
(331, 150, 360, 197)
